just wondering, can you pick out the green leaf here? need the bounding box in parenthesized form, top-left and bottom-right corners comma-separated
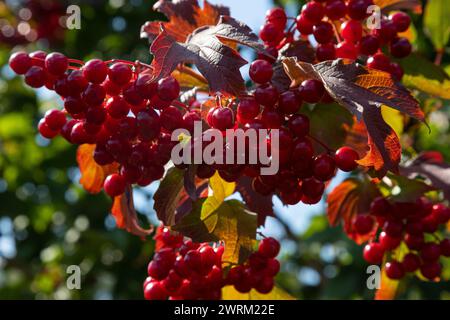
(424, 0, 450, 50)
(222, 285, 296, 300)
(173, 199, 257, 265)
(388, 173, 435, 202)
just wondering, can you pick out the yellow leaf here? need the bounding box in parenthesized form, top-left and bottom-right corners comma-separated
(381, 105, 404, 137)
(172, 67, 208, 90)
(76, 144, 118, 194)
(222, 285, 296, 300)
(201, 171, 235, 222)
(402, 74, 450, 99)
(375, 243, 407, 300)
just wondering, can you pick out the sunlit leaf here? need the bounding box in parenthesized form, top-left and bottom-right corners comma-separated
(222, 285, 295, 300)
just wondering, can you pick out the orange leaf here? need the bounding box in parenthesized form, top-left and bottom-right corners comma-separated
(375, 265, 400, 300)
(111, 186, 153, 239)
(141, 0, 229, 43)
(76, 144, 118, 194)
(373, 0, 422, 13)
(327, 179, 380, 244)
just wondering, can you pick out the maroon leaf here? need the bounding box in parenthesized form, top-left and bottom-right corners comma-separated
(236, 176, 275, 226)
(141, 0, 230, 42)
(150, 15, 264, 95)
(283, 58, 424, 177)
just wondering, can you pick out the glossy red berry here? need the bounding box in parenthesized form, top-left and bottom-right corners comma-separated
(301, 2, 324, 24)
(266, 7, 287, 30)
(83, 59, 108, 84)
(390, 37, 412, 58)
(288, 114, 309, 137)
(38, 119, 59, 139)
(45, 52, 68, 76)
(278, 91, 300, 114)
(258, 237, 280, 258)
(103, 173, 126, 197)
(259, 23, 284, 44)
(9, 52, 32, 74)
(372, 19, 397, 43)
(313, 22, 334, 44)
(212, 107, 234, 131)
(108, 63, 132, 86)
(135, 74, 157, 99)
(335, 146, 359, 172)
(336, 41, 358, 60)
(82, 83, 106, 106)
(347, 0, 371, 20)
(402, 253, 421, 272)
(359, 35, 380, 56)
(313, 154, 336, 181)
(144, 281, 168, 300)
(255, 84, 279, 107)
(249, 59, 273, 84)
(137, 109, 161, 141)
(341, 20, 363, 43)
(420, 242, 441, 261)
(389, 12, 411, 32)
(298, 79, 325, 104)
(420, 261, 442, 280)
(353, 214, 374, 235)
(379, 231, 401, 250)
(385, 260, 404, 279)
(325, 0, 347, 20)
(316, 43, 336, 61)
(105, 96, 130, 119)
(296, 15, 314, 35)
(44, 109, 66, 131)
(440, 239, 450, 257)
(157, 76, 180, 101)
(367, 53, 391, 72)
(363, 242, 384, 264)
(237, 98, 260, 124)
(25, 66, 46, 88)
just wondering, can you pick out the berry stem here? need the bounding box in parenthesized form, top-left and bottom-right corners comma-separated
(68, 58, 85, 65)
(331, 21, 343, 43)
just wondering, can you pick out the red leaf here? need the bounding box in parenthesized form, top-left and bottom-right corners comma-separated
(150, 15, 264, 95)
(283, 58, 424, 177)
(327, 178, 380, 244)
(111, 186, 153, 239)
(76, 144, 118, 194)
(141, 0, 230, 42)
(236, 176, 275, 227)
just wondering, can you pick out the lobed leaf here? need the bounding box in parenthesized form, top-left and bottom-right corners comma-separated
(282, 58, 423, 177)
(201, 171, 236, 222)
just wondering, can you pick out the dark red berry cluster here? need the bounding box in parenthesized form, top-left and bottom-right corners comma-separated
(360, 197, 450, 280)
(9, 51, 201, 197)
(226, 237, 280, 294)
(259, 1, 412, 81)
(143, 227, 281, 300)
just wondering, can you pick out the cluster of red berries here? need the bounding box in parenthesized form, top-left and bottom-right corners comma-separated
(143, 227, 281, 300)
(260, 1, 412, 80)
(358, 197, 450, 280)
(226, 237, 280, 294)
(8, 50, 202, 198)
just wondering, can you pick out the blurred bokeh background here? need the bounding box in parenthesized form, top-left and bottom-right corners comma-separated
(0, 0, 449, 299)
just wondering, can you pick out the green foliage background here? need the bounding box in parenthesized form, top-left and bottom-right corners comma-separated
(0, 0, 449, 299)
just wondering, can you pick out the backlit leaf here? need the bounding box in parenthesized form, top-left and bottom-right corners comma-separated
(222, 285, 295, 300)
(373, 0, 422, 13)
(174, 199, 257, 265)
(424, 0, 450, 50)
(76, 144, 118, 194)
(201, 171, 236, 221)
(111, 186, 153, 239)
(283, 58, 423, 177)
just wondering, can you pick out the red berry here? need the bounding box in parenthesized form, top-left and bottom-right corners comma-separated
(144, 281, 168, 300)
(278, 91, 300, 114)
(105, 96, 130, 119)
(261, 107, 282, 129)
(420, 261, 442, 280)
(431, 203, 450, 224)
(404, 233, 424, 251)
(402, 253, 421, 272)
(266, 7, 287, 30)
(367, 53, 391, 72)
(296, 15, 314, 35)
(385, 260, 404, 279)
(288, 114, 309, 137)
(25, 66, 46, 88)
(9, 52, 32, 74)
(103, 173, 126, 197)
(44, 109, 66, 131)
(29, 51, 46, 67)
(301, 177, 324, 199)
(137, 109, 161, 141)
(108, 63, 132, 86)
(359, 35, 380, 56)
(258, 237, 280, 258)
(237, 98, 260, 124)
(259, 23, 283, 44)
(82, 83, 106, 106)
(255, 276, 274, 294)
(135, 74, 157, 99)
(372, 19, 397, 43)
(347, 0, 371, 20)
(45, 52, 68, 76)
(255, 84, 279, 107)
(38, 119, 59, 139)
(379, 231, 401, 250)
(389, 12, 411, 32)
(336, 41, 358, 60)
(184, 250, 202, 271)
(298, 79, 325, 103)
(363, 242, 384, 264)
(353, 214, 374, 235)
(325, 0, 347, 20)
(390, 37, 412, 58)
(313, 21, 334, 44)
(420, 242, 441, 261)
(249, 59, 273, 84)
(341, 20, 363, 43)
(157, 76, 180, 101)
(313, 154, 336, 181)
(301, 2, 324, 24)
(316, 43, 336, 61)
(265, 258, 280, 277)
(212, 107, 234, 131)
(383, 220, 403, 237)
(390, 62, 404, 81)
(335, 146, 359, 172)
(83, 59, 108, 84)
